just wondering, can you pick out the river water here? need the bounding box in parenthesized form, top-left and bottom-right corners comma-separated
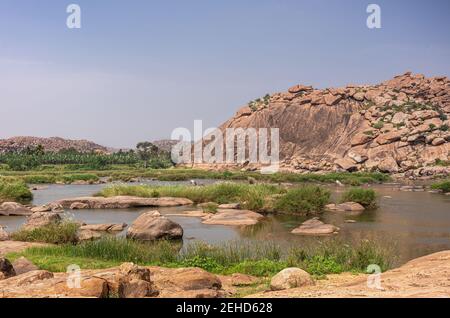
(1, 180, 449, 265)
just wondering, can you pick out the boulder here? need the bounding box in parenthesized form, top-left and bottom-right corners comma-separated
(348, 151, 368, 164)
(335, 158, 358, 172)
(351, 133, 374, 146)
(126, 211, 183, 241)
(54, 196, 193, 209)
(80, 223, 127, 232)
(12, 257, 38, 275)
(0, 202, 32, 216)
(326, 202, 365, 212)
(291, 218, 339, 236)
(22, 212, 61, 231)
(201, 209, 264, 226)
(432, 138, 446, 146)
(0, 258, 16, 280)
(117, 263, 158, 298)
(77, 229, 102, 242)
(270, 268, 314, 291)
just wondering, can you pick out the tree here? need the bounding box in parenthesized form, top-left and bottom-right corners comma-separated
(136, 142, 159, 168)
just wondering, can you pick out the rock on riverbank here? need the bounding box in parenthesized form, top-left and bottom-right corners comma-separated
(54, 196, 193, 209)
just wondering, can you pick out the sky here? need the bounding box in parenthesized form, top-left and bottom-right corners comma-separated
(0, 0, 449, 148)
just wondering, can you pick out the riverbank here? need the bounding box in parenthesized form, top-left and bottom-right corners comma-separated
(0, 241, 448, 298)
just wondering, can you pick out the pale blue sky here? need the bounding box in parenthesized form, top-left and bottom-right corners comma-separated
(1, 0, 449, 147)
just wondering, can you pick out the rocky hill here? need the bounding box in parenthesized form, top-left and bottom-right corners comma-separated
(0, 136, 108, 154)
(211, 72, 449, 178)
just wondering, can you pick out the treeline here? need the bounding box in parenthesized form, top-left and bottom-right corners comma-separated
(0, 144, 174, 171)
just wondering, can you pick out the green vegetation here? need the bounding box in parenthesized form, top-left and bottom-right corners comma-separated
(272, 186, 330, 215)
(435, 159, 450, 167)
(98, 183, 331, 215)
(339, 188, 377, 208)
(10, 222, 80, 244)
(0, 144, 173, 171)
(248, 94, 271, 111)
(0, 177, 33, 203)
(431, 180, 450, 193)
(372, 121, 385, 129)
(8, 238, 394, 278)
(201, 202, 219, 214)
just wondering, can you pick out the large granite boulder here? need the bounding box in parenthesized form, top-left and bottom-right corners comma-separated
(126, 211, 183, 241)
(270, 268, 314, 291)
(0, 202, 32, 216)
(201, 209, 264, 226)
(22, 212, 62, 231)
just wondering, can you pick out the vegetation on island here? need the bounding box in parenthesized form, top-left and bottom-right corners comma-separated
(339, 188, 377, 208)
(431, 180, 450, 193)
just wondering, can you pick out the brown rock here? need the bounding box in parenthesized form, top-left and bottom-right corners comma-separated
(22, 212, 61, 231)
(432, 137, 446, 146)
(291, 218, 339, 236)
(70, 202, 89, 210)
(0, 202, 32, 216)
(335, 158, 358, 172)
(288, 85, 313, 94)
(126, 211, 183, 241)
(80, 223, 127, 232)
(0, 258, 16, 280)
(201, 209, 264, 226)
(12, 257, 38, 275)
(270, 268, 314, 291)
(351, 133, 374, 146)
(324, 94, 343, 106)
(77, 229, 102, 242)
(54, 196, 193, 209)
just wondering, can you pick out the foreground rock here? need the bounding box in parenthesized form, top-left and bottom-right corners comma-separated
(12, 257, 39, 275)
(0, 202, 32, 216)
(126, 211, 183, 241)
(54, 196, 193, 209)
(291, 218, 339, 236)
(0, 263, 224, 298)
(0, 258, 16, 280)
(270, 268, 314, 291)
(22, 212, 61, 231)
(250, 250, 450, 298)
(77, 229, 102, 242)
(202, 209, 264, 226)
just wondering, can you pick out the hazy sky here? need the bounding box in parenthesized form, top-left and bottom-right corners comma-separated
(1, 0, 449, 148)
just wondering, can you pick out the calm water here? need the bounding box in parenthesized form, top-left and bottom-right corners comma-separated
(1, 181, 449, 265)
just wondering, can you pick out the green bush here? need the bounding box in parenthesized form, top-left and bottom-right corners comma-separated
(431, 180, 450, 193)
(339, 188, 377, 208)
(272, 186, 331, 215)
(0, 178, 33, 203)
(11, 222, 80, 244)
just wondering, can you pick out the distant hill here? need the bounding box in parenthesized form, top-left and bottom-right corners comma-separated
(0, 136, 109, 153)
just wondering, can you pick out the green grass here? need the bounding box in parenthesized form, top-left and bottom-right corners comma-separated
(98, 183, 285, 205)
(10, 221, 80, 244)
(431, 180, 450, 193)
(1, 166, 390, 186)
(339, 188, 377, 208)
(272, 186, 331, 215)
(98, 183, 331, 215)
(200, 202, 219, 214)
(8, 238, 395, 278)
(0, 177, 33, 203)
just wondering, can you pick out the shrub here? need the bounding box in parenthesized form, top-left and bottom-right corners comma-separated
(201, 202, 219, 214)
(372, 121, 384, 129)
(0, 178, 33, 203)
(431, 180, 450, 193)
(272, 186, 330, 215)
(11, 222, 80, 244)
(339, 188, 377, 208)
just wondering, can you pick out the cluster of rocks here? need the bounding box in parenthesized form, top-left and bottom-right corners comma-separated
(0, 136, 108, 154)
(209, 73, 449, 178)
(0, 259, 226, 298)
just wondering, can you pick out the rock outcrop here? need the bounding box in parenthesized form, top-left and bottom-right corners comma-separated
(54, 196, 193, 209)
(201, 209, 264, 226)
(22, 212, 62, 231)
(126, 211, 183, 241)
(198, 73, 450, 178)
(0, 136, 108, 153)
(0, 202, 32, 216)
